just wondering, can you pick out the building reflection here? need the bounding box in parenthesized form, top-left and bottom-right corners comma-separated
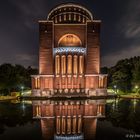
(32, 100, 106, 140)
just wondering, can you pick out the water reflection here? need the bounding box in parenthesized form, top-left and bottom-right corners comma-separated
(32, 100, 106, 140)
(0, 99, 140, 140)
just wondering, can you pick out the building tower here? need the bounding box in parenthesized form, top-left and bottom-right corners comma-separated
(31, 3, 107, 97)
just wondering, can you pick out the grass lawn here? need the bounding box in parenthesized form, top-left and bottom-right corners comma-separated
(118, 93, 140, 99)
(0, 96, 17, 101)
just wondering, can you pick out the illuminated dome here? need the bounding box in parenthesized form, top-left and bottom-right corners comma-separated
(47, 3, 93, 24)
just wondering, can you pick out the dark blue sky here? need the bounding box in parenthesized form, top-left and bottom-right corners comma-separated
(0, 0, 140, 67)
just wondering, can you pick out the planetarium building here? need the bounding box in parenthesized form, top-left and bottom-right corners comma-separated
(31, 3, 107, 97)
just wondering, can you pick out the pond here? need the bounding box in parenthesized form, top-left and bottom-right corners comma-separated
(0, 99, 140, 140)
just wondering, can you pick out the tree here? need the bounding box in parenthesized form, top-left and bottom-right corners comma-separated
(0, 63, 38, 95)
(132, 61, 140, 85)
(109, 59, 133, 92)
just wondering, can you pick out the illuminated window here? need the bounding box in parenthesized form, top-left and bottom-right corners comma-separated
(67, 55, 72, 74)
(58, 34, 82, 47)
(55, 55, 60, 75)
(73, 55, 78, 74)
(35, 77, 40, 89)
(61, 55, 66, 74)
(79, 55, 84, 74)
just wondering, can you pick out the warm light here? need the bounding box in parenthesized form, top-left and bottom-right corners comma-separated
(79, 55, 84, 74)
(72, 116, 76, 134)
(58, 34, 82, 47)
(67, 55, 72, 74)
(61, 55, 66, 74)
(67, 116, 71, 134)
(62, 116, 66, 134)
(35, 78, 38, 89)
(56, 116, 61, 134)
(73, 55, 78, 74)
(37, 78, 40, 88)
(55, 55, 60, 75)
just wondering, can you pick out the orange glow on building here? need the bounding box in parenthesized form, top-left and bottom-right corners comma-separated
(31, 3, 108, 97)
(32, 100, 106, 140)
(79, 55, 84, 75)
(55, 55, 60, 75)
(67, 55, 72, 74)
(58, 34, 82, 47)
(73, 55, 78, 75)
(61, 55, 66, 75)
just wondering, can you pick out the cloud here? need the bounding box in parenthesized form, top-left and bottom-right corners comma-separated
(102, 0, 140, 67)
(124, 23, 140, 38)
(15, 54, 37, 61)
(0, 0, 140, 67)
(119, 1, 140, 39)
(101, 45, 140, 67)
(0, 53, 38, 68)
(14, 54, 38, 67)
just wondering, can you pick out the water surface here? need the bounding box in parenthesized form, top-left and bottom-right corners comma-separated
(0, 99, 140, 140)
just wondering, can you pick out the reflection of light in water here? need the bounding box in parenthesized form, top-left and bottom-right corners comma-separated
(72, 116, 76, 134)
(21, 101, 25, 109)
(62, 116, 66, 134)
(133, 99, 137, 113)
(32, 100, 106, 140)
(67, 116, 71, 134)
(54, 134, 84, 140)
(21, 101, 26, 116)
(78, 115, 82, 134)
(56, 116, 61, 135)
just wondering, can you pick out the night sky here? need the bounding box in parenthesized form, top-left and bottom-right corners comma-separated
(0, 0, 140, 68)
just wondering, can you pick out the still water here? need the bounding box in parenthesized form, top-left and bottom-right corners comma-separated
(0, 99, 140, 140)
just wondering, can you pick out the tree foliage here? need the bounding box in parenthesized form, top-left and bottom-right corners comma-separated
(0, 64, 38, 95)
(107, 56, 140, 93)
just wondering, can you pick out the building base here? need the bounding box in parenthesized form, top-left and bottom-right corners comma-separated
(31, 88, 108, 97)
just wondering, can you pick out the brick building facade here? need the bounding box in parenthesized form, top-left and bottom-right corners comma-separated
(31, 3, 107, 97)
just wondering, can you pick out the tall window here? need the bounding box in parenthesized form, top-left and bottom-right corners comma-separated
(55, 55, 60, 75)
(73, 55, 78, 75)
(67, 55, 72, 74)
(61, 55, 66, 75)
(79, 55, 84, 74)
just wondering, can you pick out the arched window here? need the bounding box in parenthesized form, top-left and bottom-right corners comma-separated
(58, 34, 82, 47)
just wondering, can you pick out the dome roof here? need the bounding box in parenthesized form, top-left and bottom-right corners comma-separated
(47, 3, 93, 24)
